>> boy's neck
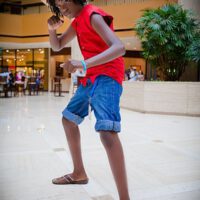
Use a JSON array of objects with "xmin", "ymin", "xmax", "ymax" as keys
[{"xmin": 73, "ymin": 4, "xmax": 87, "ymax": 18}]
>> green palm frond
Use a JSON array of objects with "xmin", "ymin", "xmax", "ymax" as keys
[{"xmin": 135, "ymin": 4, "xmax": 200, "ymax": 81}]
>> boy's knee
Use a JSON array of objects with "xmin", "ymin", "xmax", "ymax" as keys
[
  {"xmin": 99, "ymin": 131, "xmax": 117, "ymax": 148},
  {"xmin": 62, "ymin": 117, "xmax": 77, "ymax": 128},
  {"xmin": 62, "ymin": 116, "xmax": 68, "ymax": 124}
]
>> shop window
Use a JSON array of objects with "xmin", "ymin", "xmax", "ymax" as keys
[
  {"xmin": 16, "ymin": 49, "xmax": 33, "ymax": 76},
  {"xmin": 1, "ymin": 48, "xmax": 49, "ymax": 90},
  {"xmin": 0, "ymin": 48, "xmax": 3, "ymax": 73},
  {"xmin": 2, "ymin": 49, "xmax": 15, "ymax": 73}
]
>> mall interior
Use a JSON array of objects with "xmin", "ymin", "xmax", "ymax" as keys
[
  {"xmin": 0, "ymin": 0, "xmax": 199, "ymax": 93},
  {"xmin": 0, "ymin": 0, "xmax": 200, "ymax": 200}
]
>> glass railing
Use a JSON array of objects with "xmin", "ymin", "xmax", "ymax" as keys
[
  {"xmin": 0, "ymin": 0, "xmax": 149, "ymax": 15},
  {"xmin": 91, "ymin": 0, "xmax": 148, "ymax": 6},
  {"xmin": 91, "ymin": 0, "xmax": 177, "ymax": 6},
  {"xmin": 0, "ymin": 0, "xmax": 177, "ymax": 15}
]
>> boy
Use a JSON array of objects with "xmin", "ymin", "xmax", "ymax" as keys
[{"xmin": 46, "ymin": 0, "xmax": 130, "ymax": 199}]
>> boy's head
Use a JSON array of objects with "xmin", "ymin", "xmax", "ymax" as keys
[{"xmin": 47, "ymin": 0, "xmax": 87, "ymax": 18}]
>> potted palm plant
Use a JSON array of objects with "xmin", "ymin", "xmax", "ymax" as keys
[{"xmin": 135, "ymin": 4, "xmax": 200, "ymax": 81}]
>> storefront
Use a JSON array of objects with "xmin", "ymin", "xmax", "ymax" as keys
[
  {"xmin": 49, "ymin": 47, "xmax": 72, "ymax": 93},
  {"xmin": 0, "ymin": 48, "xmax": 49, "ymax": 90}
]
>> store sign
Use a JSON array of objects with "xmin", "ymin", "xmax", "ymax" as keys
[{"xmin": 9, "ymin": 66, "xmax": 15, "ymax": 70}]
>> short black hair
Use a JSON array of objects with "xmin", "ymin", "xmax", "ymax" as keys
[{"xmin": 47, "ymin": 0, "xmax": 87, "ymax": 18}]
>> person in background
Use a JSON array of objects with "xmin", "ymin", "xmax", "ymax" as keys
[
  {"xmin": 0, "ymin": 70, "xmax": 14, "ymax": 86},
  {"xmin": 125, "ymin": 65, "xmax": 132, "ymax": 80},
  {"xmin": 138, "ymin": 70, "xmax": 144, "ymax": 81},
  {"xmin": 35, "ymin": 71, "xmax": 41, "ymax": 86},
  {"xmin": 8, "ymin": 71, "xmax": 14, "ymax": 87},
  {"xmin": 129, "ymin": 66, "xmax": 138, "ymax": 82}
]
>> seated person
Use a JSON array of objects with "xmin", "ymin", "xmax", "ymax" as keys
[
  {"xmin": 8, "ymin": 72, "xmax": 15, "ymax": 87},
  {"xmin": 0, "ymin": 72, "xmax": 10, "ymax": 82},
  {"xmin": 0, "ymin": 71, "xmax": 14, "ymax": 87},
  {"xmin": 138, "ymin": 70, "xmax": 144, "ymax": 81},
  {"xmin": 129, "ymin": 67, "xmax": 138, "ymax": 82}
]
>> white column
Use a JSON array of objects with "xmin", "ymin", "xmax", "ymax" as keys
[
  {"xmin": 69, "ymin": 37, "xmax": 83, "ymax": 97},
  {"xmin": 48, "ymin": 48, "xmax": 51, "ymax": 92}
]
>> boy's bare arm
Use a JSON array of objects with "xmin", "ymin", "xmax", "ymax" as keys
[
  {"xmin": 48, "ymin": 25, "xmax": 76, "ymax": 52},
  {"xmin": 85, "ymin": 14, "xmax": 125, "ymax": 68},
  {"xmin": 48, "ymin": 16, "xmax": 76, "ymax": 51},
  {"xmin": 43, "ymin": 0, "xmax": 76, "ymax": 51}
]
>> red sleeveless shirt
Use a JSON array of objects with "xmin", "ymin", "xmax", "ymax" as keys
[{"xmin": 71, "ymin": 4, "xmax": 124, "ymax": 86}]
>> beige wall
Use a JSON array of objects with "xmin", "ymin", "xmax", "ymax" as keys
[
  {"xmin": 0, "ymin": 13, "xmax": 70, "ymax": 43},
  {"xmin": 121, "ymin": 82, "xmax": 200, "ymax": 116},
  {"xmin": 0, "ymin": 14, "xmax": 22, "ymax": 36},
  {"xmin": 178, "ymin": 0, "xmax": 200, "ymax": 19},
  {"xmin": 100, "ymin": 0, "xmax": 177, "ymax": 29},
  {"xmin": 0, "ymin": 0, "xmax": 176, "ymax": 43}
]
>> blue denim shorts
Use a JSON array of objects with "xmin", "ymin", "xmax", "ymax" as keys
[{"xmin": 62, "ymin": 75, "xmax": 123, "ymax": 132}]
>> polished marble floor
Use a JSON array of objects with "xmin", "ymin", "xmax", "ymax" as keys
[{"xmin": 0, "ymin": 93, "xmax": 200, "ymax": 200}]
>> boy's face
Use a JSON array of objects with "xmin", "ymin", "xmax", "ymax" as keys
[{"xmin": 55, "ymin": 0, "xmax": 82, "ymax": 19}]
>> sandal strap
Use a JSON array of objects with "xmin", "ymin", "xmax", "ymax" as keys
[
  {"xmin": 63, "ymin": 174, "xmax": 73, "ymax": 182},
  {"xmin": 52, "ymin": 174, "xmax": 89, "ymax": 184}
]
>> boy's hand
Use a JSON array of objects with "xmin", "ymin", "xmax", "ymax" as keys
[
  {"xmin": 48, "ymin": 15, "xmax": 64, "ymax": 31},
  {"xmin": 60, "ymin": 60, "xmax": 83, "ymax": 73}
]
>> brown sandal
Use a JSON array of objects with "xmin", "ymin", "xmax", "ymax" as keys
[{"xmin": 52, "ymin": 174, "xmax": 89, "ymax": 185}]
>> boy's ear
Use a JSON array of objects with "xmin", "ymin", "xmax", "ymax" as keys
[{"xmin": 41, "ymin": 0, "xmax": 48, "ymax": 6}]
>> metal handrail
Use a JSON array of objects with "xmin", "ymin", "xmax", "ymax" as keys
[{"xmin": 91, "ymin": 0, "xmax": 148, "ymax": 6}]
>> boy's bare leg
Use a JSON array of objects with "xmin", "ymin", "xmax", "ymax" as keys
[
  {"xmin": 57, "ymin": 117, "xmax": 88, "ymax": 180},
  {"xmin": 99, "ymin": 131, "xmax": 130, "ymax": 200}
]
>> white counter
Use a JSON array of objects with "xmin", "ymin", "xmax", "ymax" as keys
[{"xmin": 121, "ymin": 81, "xmax": 200, "ymax": 116}]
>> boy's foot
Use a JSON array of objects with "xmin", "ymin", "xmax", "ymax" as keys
[{"xmin": 52, "ymin": 174, "xmax": 89, "ymax": 185}]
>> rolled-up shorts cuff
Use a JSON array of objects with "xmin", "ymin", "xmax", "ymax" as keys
[
  {"xmin": 95, "ymin": 120, "xmax": 121, "ymax": 133},
  {"xmin": 62, "ymin": 109, "xmax": 84, "ymax": 125}
]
